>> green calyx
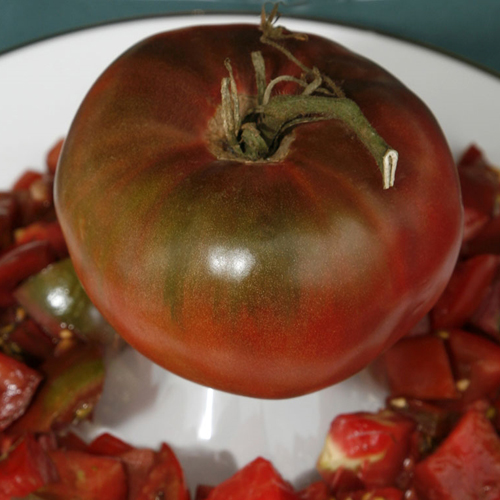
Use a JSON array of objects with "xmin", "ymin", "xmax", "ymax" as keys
[{"xmin": 218, "ymin": 5, "xmax": 398, "ymax": 189}]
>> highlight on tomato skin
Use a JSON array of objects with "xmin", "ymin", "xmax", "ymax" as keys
[{"xmin": 54, "ymin": 14, "xmax": 463, "ymax": 398}]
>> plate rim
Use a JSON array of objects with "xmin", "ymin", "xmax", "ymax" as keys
[{"xmin": 2, "ymin": 10, "xmax": 500, "ymax": 81}]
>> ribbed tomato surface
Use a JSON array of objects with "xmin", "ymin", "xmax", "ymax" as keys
[{"xmin": 55, "ymin": 23, "xmax": 462, "ymax": 397}]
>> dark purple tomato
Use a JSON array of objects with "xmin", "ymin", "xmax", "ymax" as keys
[{"xmin": 55, "ymin": 18, "xmax": 462, "ymax": 398}]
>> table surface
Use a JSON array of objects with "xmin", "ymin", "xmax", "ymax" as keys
[{"xmin": 1, "ymin": 0, "xmax": 500, "ymax": 76}]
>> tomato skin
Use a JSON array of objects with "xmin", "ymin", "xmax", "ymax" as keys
[
  {"xmin": 0, "ymin": 434, "xmax": 58, "ymax": 500},
  {"xmin": 206, "ymin": 457, "xmax": 298, "ymax": 500},
  {"xmin": 55, "ymin": 24, "xmax": 462, "ymax": 398},
  {"xmin": 0, "ymin": 351, "xmax": 42, "ymax": 431},
  {"xmin": 414, "ymin": 409, "xmax": 500, "ymax": 500},
  {"xmin": 375, "ymin": 335, "xmax": 458, "ymax": 400}
]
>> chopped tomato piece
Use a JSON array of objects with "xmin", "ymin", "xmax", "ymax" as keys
[
  {"xmin": 457, "ymin": 145, "xmax": 500, "ymax": 243},
  {"xmin": 0, "ymin": 240, "xmax": 56, "ymax": 300},
  {"xmin": 36, "ymin": 449, "xmax": 127, "ymax": 500},
  {"xmin": 0, "ymin": 434, "xmax": 58, "ymax": 500},
  {"xmin": 375, "ymin": 335, "xmax": 458, "ymax": 400},
  {"xmin": 13, "ymin": 175, "xmax": 55, "ymax": 227},
  {"xmin": 317, "ymin": 410, "xmax": 416, "ymax": 492},
  {"xmin": 195, "ymin": 484, "xmax": 215, "ymax": 500},
  {"xmin": 446, "ymin": 329, "xmax": 500, "ymax": 403},
  {"xmin": 7, "ymin": 343, "xmax": 105, "ymax": 435},
  {"xmin": 336, "ymin": 487, "xmax": 404, "ymax": 500},
  {"xmin": 414, "ymin": 409, "xmax": 500, "ymax": 500},
  {"xmin": 206, "ymin": 457, "xmax": 298, "ymax": 500},
  {"xmin": 12, "ymin": 170, "xmax": 43, "ymax": 192},
  {"xmin": 297, "ymin": 480, "xmax": 331, "ymax": 500},
  {"xmin": 120, "ymin": 448, "xmax": 158, "ymax": 499},
  {"xmin": 0, "ymin": 192, "xmax": 18, "ymax": 251},
  {"xmin": 15, "ymin": 220, "xmax": 68, "ymax": 259},
  {"xmin": 469, "ymin": 271, "xmax": 500, "ymax": 342},
  {"xmin": 431, "ymin": 254, "xmax": 500, "ymax": 329},
  {"xmin": 136, "ymin": 443, "xmax": 190, "ymax": 500},
  {"xmin": 0, "ymin": 350, "xmax": 42, "ymax": 431},
  {"xmin": 14, "ymin": 258, "xmax": 117, "ymax": 344},
  {"xmin": 7, "ymin": 317, "xmax": 55, "ymax": 364},
  {"xmin": 386, "ymin": 398, "xmax": 456, "ymax": 452},
  {"xmin": 46, "ymin": 138, "xmax": 64, "ymax": 175},
  {"xmin": 87, "ymin": 432, "xmax": 134, "ymax": 456},
  {"xmin": 56, "ymin": 432, "xmax": 89, "ymax": 452}
]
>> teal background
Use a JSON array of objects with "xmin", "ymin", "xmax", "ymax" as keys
[{"xmin": 1, "ymin": 0, "xmax": 499, "ymax": 76}]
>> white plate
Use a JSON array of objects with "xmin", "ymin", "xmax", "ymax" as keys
[{"xmin": 1, "ymin": 14, "xmax": 500, "ymax": 491}]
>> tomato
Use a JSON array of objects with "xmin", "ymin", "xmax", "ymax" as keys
[
  {"xmin": 7, "ymin": 343, "xmax": 105, "ymax": 435},
  {"xmin": 0, "ymin": 434, "xmax": 58, "ymax": 500},
  {"xmin": 205, "ymin": 457, "xmax": 298, "ymax": 500},
  {"xmin": 135, "ymin": 443, "xmax": 189, "ymax": 500},
  {"xmin": 457, "ymin": 145, "xmax": 500, "ymax": 243},
  {"xmin": 431, "ymin": 254, "xmax": 500, "ymax": 330},
  {"xmin": 414, "ymin": 409, "xmax": 500, "ymax": 500},
  {"xmin": 55, "ymin": 14, "xmax": 462, "ymax": 397},
  {"xmin": 446, "ymin": 328, "xmax": 500, "ymax": 404},
  {"xmin": 0, "ymin": 350, "xmax": 42, "ymax": 431},
  {"xmin": 36, "ymin": 449, "xmax": 128, "ymax": 500},
  {"xmin": 317, "ymin": 410, "xmax": 416, "ymax": 491},
  {"xmin": 13, "ymin": 258, "xmax": 117, "ymax": 344},
  {"xmin": 375, "ymin": 334, "xmax": 458, "ymax": 400}
]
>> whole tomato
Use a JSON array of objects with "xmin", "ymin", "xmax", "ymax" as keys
[{"xmin": 55, "ymin": 14, "xmax": 462, "ymax": 398}]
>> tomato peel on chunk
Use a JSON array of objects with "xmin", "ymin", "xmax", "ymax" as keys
[
  {"xmin": 0, "ymin": 351, "xmax": 42, "ymax": 431},
  {"xmin": 414, "ymin": 409, "xmax": 500, "ymax": 500},
  {"xmin": 206, "ymin": 457, "xmax": 298, "ymax": 500},
  {"xmin": 55, "ymin": 20, "xmax": 462, "ymax": 397},
  {"xmin": 317, "ymin": 410, "xmax": 416, "ymax": 491}
]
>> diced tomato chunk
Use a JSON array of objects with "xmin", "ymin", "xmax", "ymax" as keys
[
  {"xmin": 0, "ymin": 192, "xmax": 18, "ymax": 251},
  {"xmin": 15, "ymin": 220, "xmax": 68, "ymax": 258},
  {"xmin": 297, "ymin": 480, "xmax": 331, "ymax": 500},
  {"xmin": 7, "ymin": 343, "xmax": 105, "ymax": 435},
  {"xmin": 386, "ymin": 398, "xmax": 456, "ymax": 450},
  {"xmin": 431, "ymin": 254, "xmax": 500, "ymax": 329},
  {"xmin": 37, "ymin": 449, "xmax": 128, "ymax": 500},
  {"xmin": 8, "ymin": 317, "xmax": 55, "ymax": 363},
  {"xmin": 46, "ymin": 138, "xmax": 64, "ymax": 175},
  {"xmin": 457, "ymin": 145, "xmax": 500, "ymax": 243},
  {"xmin": 0, "ymin": 434, "xmax": 58, "ymax": 500},
  {"xmin": 317, "ymin": 410, "xmax": 416, "ymax": 492},
  {"xmin": 0, "ymin": 240, "xmax": 56, "ymax": 296},
  {"xmin": 446, "ymin": 329, "xmax": 500, "ymax": 403},
  {"xmin": 136, "ymin": 443, "xmax": 190, "ymax": 500},
  {"xmin": 12, "ymin": 176, "xmax": 55, "ymax": 227},
  {"xmin": 87, "ymin": 432, "xmax": 134, "ymax": 456},
  {"xmin": 336, "ymin": 487, "xmax": 404, "ymax": 500},
  {"xmin": 12, "ymin": 170, "xmax": 44, "ymax": 192},
  {"xmin": 414, "ymin": 409, "xmax": 500, "ymax": 500},
  {"xmin": 121, "ymin": 448, "xmax": 159, "ymax": 499},
  {"xmin": 376, "ymin": 335, "xmax": 458, "ymax": 400},
  {"xmin": 195, "ymin": 484, "xmax": 215, "ymax": 500},
  {"xmin": 469, "ymin": 271, "xmax": 500, "ymax": 342},
  {"xmin": 206, "ymin": 457, "xmax": 298, "ymax": 500},
  {"xmin": 0, "ymin": 350, "xmax": 42, "ymax": 431},
  {"xmin": 56, "ymin": 431, "xmax": 89, "ymax": 452}
]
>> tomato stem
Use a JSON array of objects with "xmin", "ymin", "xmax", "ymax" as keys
[{"xmin": 217, "ymin": 5, "xmax": 398, "ymax": 189}]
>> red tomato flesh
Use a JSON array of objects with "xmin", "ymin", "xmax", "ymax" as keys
[
  {"xmin": 0, "ymin": 434, "xmax": 58, "ymax": 500},
  {"xmin": 37, "ymin": 449, "xmax": 128, "ymax": 500},
  {"xmin": 0, "ymin": 350, "xmax": 42, "ymax": 431},
  {"xmin": 414, "ymin": 409, "xmax": 500, "ymax": 500},
  {"xmin": 375, "ymin": 335, "xmax": 458, "ymax": 400},
  {"xmin": 317, "ymin": 410, "xmax": 416, "ymax": 491},
  {"xmin": 431, "ymin": 254, "xmax": 500, "ymax": 330},
  {"xmin": 206, "ymin": 457, "xmax": 298, "ymax": 500}
]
